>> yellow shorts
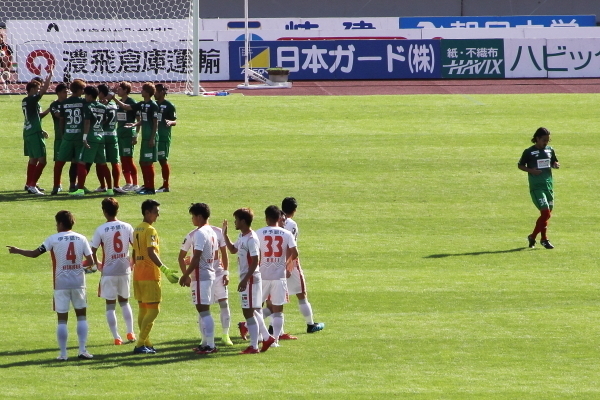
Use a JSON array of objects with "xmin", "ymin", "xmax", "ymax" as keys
[{"xmin": 133, "ymin": 280, "xmax": 162, "ymax": 303}]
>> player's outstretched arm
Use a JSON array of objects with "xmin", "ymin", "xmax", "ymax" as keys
[
  {"xmin": 39, "ymin": 70, "xmax": 53, "ymax": 98},
  {"xmin": 6, "ymin": 246, "xmax": 42, "ymax": 258},
  {"xmin": 222, "ymin": 220, "xmax": 237, "ymax": 254}
]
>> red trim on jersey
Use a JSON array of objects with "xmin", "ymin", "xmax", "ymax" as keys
[
  {"xmin": 50, "ymin": 250, "xmax": 57, "ymax": 290},
  {"xmin": 101, "ymin": 242, "xmax": 105, "ymax": 265},
  {"xmin": 97, "ymin": 281, "xmax": 102, "ymax": 297},
  {"xmin": 297, "ymin": 262, "xmax": 306, "ymax": 294},
  {"xmin": 195, "ymin": 271, "xmax": 201, "ymax": 304},
  {"xmin": 248, "ymin": 276, "xmax": 254, "ymax": 308}
]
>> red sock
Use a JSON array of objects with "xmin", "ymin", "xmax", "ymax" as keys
[
  {"xmin": 130, "ymin": 160, "xmax": 138, "ymax": 185},
  {"xmin": 112, "ymin": 163, "xmax": 121, "ymax": 187},
  {"xmin": 33, "ymin": 162, "xmax": 46, "ymax": 185},
  {"xmin": 54, "ymin": 161, "xmax": 66, "ymax": 187},
  {"xmin": 77, "ymin": 163, "xmax": 88, "ymax": 189},
  {"xmin": 531, "ymin": 209, "xmax": 551, "ymax": 239},
  {"xmin": 99, "ymin": 164, "xmax": 112, "ymax": 189},
  {"xmin": 26, "ymin": 162, "xmax": 36, "ymax": 187},
  {"xmin": 540, "ymin": 209, "xmax": 551, "ymax": 240},
  {"xmin": 96, "ymin": 165, "xmax": 105, "ymax": 188},
  {"xmin": 122, "ymin": 157, "xmax": 132, "ymax": 184},
  {"xmin": 161, "ymin": 162, "xmax": 170, "ymax": 188}
]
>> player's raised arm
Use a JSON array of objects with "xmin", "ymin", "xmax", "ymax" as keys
[
  {"xmin": 222, "ymin": 219, "xmax": 238, "ymax": 254},
  {"xmin": 109, "ymin": 94, "xmax": 133, "ymax": 111},
  {"xmin": 39, "ymin": 70, "xmax": 53, "ymax": 98},
  {"xmin": 6, "ymin": 245, "xmax": 44, "ymax": 258}
]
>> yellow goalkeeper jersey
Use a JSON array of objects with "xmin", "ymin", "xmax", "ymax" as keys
[{"xmin": 133, "ymin": 222, "xmax": 160, "ymax": 281}]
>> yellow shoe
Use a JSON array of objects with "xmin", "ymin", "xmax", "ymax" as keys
[{"xmin": 222, "ymin": 334, "xmax": 233, "ymax": 346}]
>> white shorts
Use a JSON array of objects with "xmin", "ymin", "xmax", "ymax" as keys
[
  {"xmin": 212, "ymin": 275, "xmax": 229, "ymax": 302},
  {"xmin": 287, "ymin": 260, "xmax": 307, "ymax": 295},
  {"xmin": 191, "ymin": 278, "xmax": 214, "ymax": 305},
  {"xmin": 54, "ymin": 288, "xmax": 87, "ymax": 313},
  {"xmin": 99, "ymin": 275, "xmax": 131, "ymax": 300},
  {"xmin": 262, "ymin": 279, "xmax": 289, "ymax": 306},
  {"xmin": 240, "ymin": 276, "xmax": 262, "ymax": 309}
]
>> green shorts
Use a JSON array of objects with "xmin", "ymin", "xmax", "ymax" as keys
[
  {"xmin": 530, "ymin": 189, "xmax": 554, "ymax": 210},
  {"xmin": 53, "ymin": 138, "xmax": 62, "ymax": 162},
  {"xmin": 104, "ymin": 141, "xmax": 120, "ymax": 164},
  {"xmin": 139, "ymin": 141, "xmax": 158, "ymax": 163},
  {"xmin": 57, "ymin": 140, "xmax": 83, "ymax": 163},
  {"xmin": 118, "ymin": 136, "xmax": 135, "ymax": 158},
  {"xmin": 157, "ymin": 141, "xmax": 170, "ymax": 161},
  {"xmin": 79, "ymin": 142, "xmax": 107, "ymax": 164},
  {"xmin": 23, "ymin": 133, "xmax": 46, "ymax": 159}
]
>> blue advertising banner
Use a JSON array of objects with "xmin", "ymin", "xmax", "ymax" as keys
[
  {"xmin": 399, "ymin": 15, "xmax": 596, "ymax": 29},
  {"xmin": 228, "ymin": 40, "xmax": 442, "ymax": 80}
]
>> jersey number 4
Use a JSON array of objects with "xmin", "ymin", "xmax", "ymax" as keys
[
  {"xmin": 264, "ymin": 236, "xmax": 283, "ymax": 257},
  {"xmin": 66, "ymin": 242, "xmax": 76, "ymax": 263}
]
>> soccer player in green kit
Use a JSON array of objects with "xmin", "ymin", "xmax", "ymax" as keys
[
  {"xmin": 70, "ymin": 86, "xmax": 113, "ymax": 197},
  {"xmin": 154, "ymin": 84, "xmax": 177, "ymax": 193},
  {"xmin": 97, "ymin": 84, "xmax": 127, "ymax": 194},
  {"xmin": 109, "ymin": 82, "xmax": 159, "ymax": 195},
  {"xmin": 518, "ymin": 127, "xmax": 560, "ymax": 249},
  {"xmin": 47, "ymin": 83, "xmax": 68, "ymax": 167},
  {"xmin": 22, "ymin": 71, "xmax": 52, "ymax": 195},
  {"xmin": 114, "ymin": 81, "xmax": 139, "ymax": 191}
]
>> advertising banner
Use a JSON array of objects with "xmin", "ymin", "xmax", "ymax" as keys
[
  {"xmin": 441, "ymin": 39, "xmax": 505, "ymax": 79},
  {"xmin": 16, "ymin": 41, "xmax": 229, "ymax": 82},
  {"xmin": 216, "ymin": 29, "xmax": 421, "ymax": 42},
  {"xmin": 202, "ymin": 17, "xmax": 401, "ymax": 32},
  {"xmin": 229, "ymin": 40, "xmax": 442, "ymax": 80},
  {"xmin": 400, "ymin": 15, "xmax": 596, "ymax": 29},
  {"xmin": 504, "ymin": 39, "xmax": 548, "ymax": 78}
]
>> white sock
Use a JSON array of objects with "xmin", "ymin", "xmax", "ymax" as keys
[
  {"xmin": 219, "ymin": 300, "xmax": 230, "ymax": 336},
  {"xmin": 57, "ymin": 321, "xmax": 68, "ymax": 358},
  {"xmin": 253, "ymin": 309, "xmax": 271, "ymax": 339},
  {"xmin": 246, "ymin": 317, "xmax": 259, "ymax": 349},
  {"xmin": 299, "ymin": 298, "xmax": 314, "ymax": 325},
  {"xmin": 200, "ymin": 311, "xmax": 215, "ymax": 348},
  {"xmin": 106, "ymin": 304, "xmax": 119, "ymax": 339},
  {"xmin": 119, "ymin": 301, "xmax": 134, "ymax": 334},
  {"xmin": 197, "ymin": 315, "xmax": 206, "ymax": 346},
  {"xmin": 76, "ymin": 316, "xmax": 88, "ymax": 353},
  {"xmin": 272, "ymin": 312, "xmax": 284, "ymax": 341}
]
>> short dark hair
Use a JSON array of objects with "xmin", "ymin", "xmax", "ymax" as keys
[
  {"xmin": 264, "ymin": 205, "xmax": 281, "ymax": 222},
  {"xmin": 155, "ymin": 83, "xmax": 168, "ymax": 93},
  {"xmin": 84, "ymin": 85, "xmax": 98, "ymax": 99},
  {"xmin": 97, "ymin": 83, "xmax": 110, "ymax": 97},
  {"xmin": 141, "ymin": 199, "xmax": 160, "ymax": 215},
  {"xmin": 55, "ymin": 210, "xmax": 75, "ymax": 230},
  {"xmin": 233, "ymin": 208, "xmax": 254, "ymax": 227},
  {"xmin": 189, "ymin": 202, "xmax": 210, "ymax": 219},
  {"xmin": 32, "ymin": 76, "xmax": 43, "ymax": 83},
  {"xmin": 281, "ymin": 197, "xmax": 298, "ymax": 214},
  {"xmin": 531, "ymin": 127, "xmax": 550, "ymax": 143},
  {"xmin": 55, "ymin": 83, "xmax": 67, "ymax": 94},
  {"xmin": 26, "ymin": 80, "xmax": 41, "ymax": 92},
  {"xmin": 102, "ymin": 197, "xmax": 119, "ymax": 218}
]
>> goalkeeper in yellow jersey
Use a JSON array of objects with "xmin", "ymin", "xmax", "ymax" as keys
[{"xmin": 132, "ymin": 199, "xmax": 179, "ymax": 354}]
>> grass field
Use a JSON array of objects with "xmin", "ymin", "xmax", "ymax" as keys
[{"xmin": 0, "ymin": 91, "xmax": 599, "ymax": 399}]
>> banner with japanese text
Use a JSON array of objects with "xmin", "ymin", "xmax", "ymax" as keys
[
  {"xmin": 504, "ymin": 39, "xmax": 548, "ymax": 78},
  {"xmin": 228, "ymin": 40, "xmax": 441, "ymax": 80},
  {"xmin": 400, "ymin": 15, "xmax": 596, "ymax": 29},
  {"xmin": 16, "ymin": 42, "xmax": 229, "ymax": 82},
  {"xmin": 441, "ymin": 39, "xmax": 505, "ymax": 79}
]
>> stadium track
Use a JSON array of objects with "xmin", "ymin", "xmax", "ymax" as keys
[{"xmin": 199, "ymin": 79, "xmax": 600, "ymax": 96}]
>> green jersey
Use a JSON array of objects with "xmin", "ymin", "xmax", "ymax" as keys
[
  {"xmin": 116, "ymin": 97, "xmax": 138, "ymax": 137},
  {"xmin": 156, "ymin": 99, "xmax": 176, "ymax": 143},
  {"xmin": 103, "ymin": 101, "xmax": 118, "ymax": 144},
  {"xmin": 22, "ymin": 94, "xmax": 42, "ymax": 137},
  {"xmin": 518, "ymin": 145, "xmax": 558, "ymax": 191},
  {"xmin": 131, "ymin": 100, "xmax": 159, "ymax": 141},
  {"xmin": 50, "ymin": 99, "xmax": 64, "ymax": 140},
  {"xmin": 61, "ymin": 96, "xmax": 87, "ymax": 141},
  {"xmin": 86, "ymin": 101, "xmax": 107, "ymax": 144}
]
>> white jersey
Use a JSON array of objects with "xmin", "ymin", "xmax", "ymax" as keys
[
  {"xmin": 234, "ymin": 229, "xmax": 260, "ymax": 280},
  {"xmin": 192, "ymin": 225, "xmax": 218, "ymax": 281},
  {"xmin": 211, "ymin": 225, "xmax": 226, "ymax": 276},
  {"xmin": 256, "ymin": 226, "xmax": 297, "ymax": 280},
  {"xmin": 40, "ymin": 231, "xmax": 93, "ymax": 290},
  {"xmin": 91, "ymin": 220, "xmax": 134, "ymax": 276},
  {"xmin": 284, "ymin": 217, "xmax": 299, "ymax": 242}
]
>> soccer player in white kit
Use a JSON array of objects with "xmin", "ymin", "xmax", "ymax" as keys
[
  {"xmin": 282, "ymin": 197, "xmax": 325, "ymax": 334},
  {"xmin": 179, "ymin": 203, "xmax": 220, "ymax": 354},
  {"xmin": 90, "ymin": 197, "xmax": 136, "ymax": 345},
  {"xmin": 256, "ymin": 205, "xmax": 298, "ymax": 345},
  {"xmin": 222, "ymin": 208, "xmax": 276, "ymax": 354},
  {"xmin": 7, "ymin": 210, "xmax": 96, "ymax": 360}
]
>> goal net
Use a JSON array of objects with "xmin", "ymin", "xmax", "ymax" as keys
[{"xmin": 0, "ymin": 0, "xmax": 202, "ymax": 94}]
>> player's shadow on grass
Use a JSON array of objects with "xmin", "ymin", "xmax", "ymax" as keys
[
  {"xmin": 424, "ymin": 247, "xmax": 527, "ymax": 258},
  {"xmin": 0, "ymin": 191, "xmax": 122, "ymax": 203}
]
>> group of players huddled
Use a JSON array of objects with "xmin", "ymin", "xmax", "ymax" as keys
[
  {"xmin": 21, "ymin": 70, "xmax": 176, "ymax": 196},
  {"xmin": 7, "ymin": 196, "xmax": 324, "ymax": 360}
]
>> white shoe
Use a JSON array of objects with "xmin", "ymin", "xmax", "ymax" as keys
[
  {"xmin": 78, "ymin": 352, "xmax": 93, "ymax": 359},
  {"xmin": 129, "ymin": 185, "xmax": 141, "ymax": 192},
  {"xmin": 27, "ymin": 186, "xmax": 44, "ymax": 195},
  {"xmin": 56, "ymin": 355, "xmax": 68, "ymax": 361},
  {"xmin": 122, "ymin": 183, "xmax": 132, "ymax": 191},
  {"xmin": 113, "ymin": 186, "xmax": 128, "ymax": 194},
  {"xmin": 94, "ymin": 187, "xmax": 107, "ymax": 192}
]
